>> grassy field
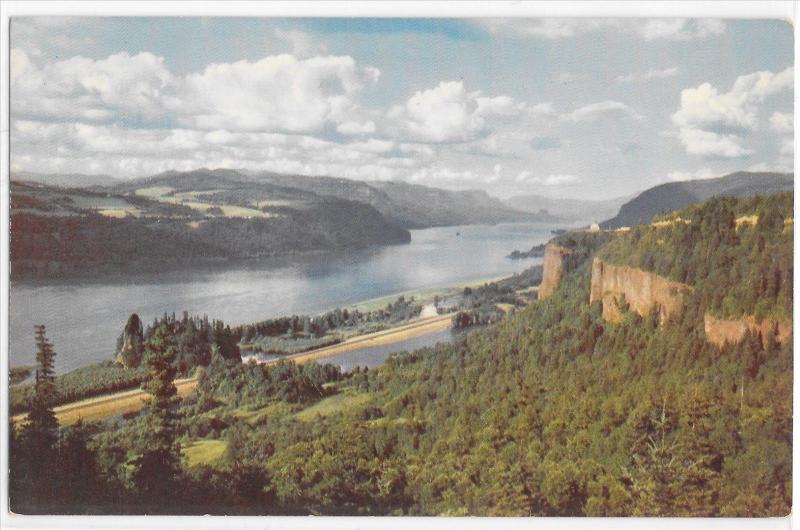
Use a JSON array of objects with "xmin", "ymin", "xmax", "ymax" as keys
[
  {"xmin": 66, "ymin": 194, "xmax": 143, "ymax": 218},
  {"xmin": 135, "ymin": 186, "xmax": 274, "ymax": 218},
  {"xmin": 182, "ymin": 439, "xmax": 228, "ymax": 467},
  {"xmin": 294, "ymin": 387, "xmax": 371, "ymax": 422},
  {"xmin": 231, "ymin": 401, "xmax": 294, "ymax": 425},
  {"xmin": 135, "ymin": 186, "xmax": 175, "ymax": 198}
]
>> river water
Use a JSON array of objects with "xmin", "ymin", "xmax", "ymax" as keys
[{"xmin": 10, "ymin": 222, "xmax": 553, "ymax": 373}]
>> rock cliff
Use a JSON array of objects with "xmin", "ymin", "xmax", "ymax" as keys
[
  {"xmin": 538, "ymin": 244, "xmax": 572, "ymax": 299},
  {"xmin": 703, "ymin": 313, "xmax": 791, "ymax": 347},
  {"xmin": 589, "ymin": 258, "xmax": 693, "ymax": 324}
]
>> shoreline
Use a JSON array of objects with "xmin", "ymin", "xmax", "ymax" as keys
[
  {"xmin": 11, "ymin": 266, "xmax": 539, "ymax": 425},
  {"xmin": 250, "ymin": 313, "xmax": 454, "ymax": 366},
  {"xmin": 11, "ymin": 312, "xmax": 456, "ymax": 426}
]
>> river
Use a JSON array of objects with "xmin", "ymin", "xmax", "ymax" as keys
[{"xmin": 10, "ymin": 222, "xmax": 554, "ymax": 373}]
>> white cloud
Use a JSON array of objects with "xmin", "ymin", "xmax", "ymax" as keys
[
  {"xmin": 477, "ymin": 18, "xmax": 725, "ymax": 41},
  {"xmin": 483, "ymin": 164, "xmax": 503, "ymax": 184},
  {"xmin": 638, "ymin": 19, "xmax": 725, "ymax": 41},
  {"xmin": 393, "ymin": 81, "xmax": 483, "ymax": 142},
  {"xmin": 346, "ymin": 138, "xmax": 395, "ymax": 154},
  {"xmin": 337, "ymin": 120, "xmax": 377, "ymax": 135},
  {"xmin": 664, "ymin": 167, "xmax": 716, "ymax": 182},
  {"xmin": 9, "ymin": 48, "xmax": 558, "ymax": 191},
  {"xmin": 671, "ymin": 67, "xmax": 793, "ymax": 159},
  {"xmin": 677, "ymin": 128, "xmax": 751, "ymax": 158},
  {"xmin": 478, "ymin": 19, "xmax": 618, "ymax": 40},
  {"xmin": 616, "ymin": 67, "xmax": 678, "ymax": 83},
  {"xmin": 388, "ymin": 81, "xmax": 530, "ymax": 143},
  {"xmin": 10, "ymin": 49, "xmax": 382, "ymax": 135},
  {"xmin": 11, "ymin": 49, "xmax": 175, "ymax": 122},
  {"xmin": 769, "ymin": 112, "xmax": 794, "ymax": 134},
  {"xmin": 176, "ymin": 54, "xmax": 380, "ymax": 133},
  {"xmin": 564, "ymin": 100, "xmax": 640, "ymax": 122},
  {"xmin": 515, "ymin": 171, "xmax": 580, "ymax": 186},
  {"xmin": 747, "ymin": 160, "xmax": 794, "ymax": 173},
  {"xmin": 779, "ymin": 137, "xmax": 794, "ymax": 156},
  {"xmin": 672, "ymin": 67, "xmax": 794, "ymax": 130},
  {"xmin": 11, "ymin": 118, "xmax": 439, "ymax": 184}
]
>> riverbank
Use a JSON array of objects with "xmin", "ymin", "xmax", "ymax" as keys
[
  {"xmin": 11, "ymin": 263, "xmax": 542, "ymax": 426},
  {"xmin": 12, "ymin": 313, "xmax": 455, "ymax": 426},
  {"xmin": 250, "ymin": 313, "xmax": 453, "ymax": 365}
]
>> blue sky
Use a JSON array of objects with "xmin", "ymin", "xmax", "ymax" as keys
[{"xmin": 9, "ymin": 17, "xmax": 794, "ymax": 199}]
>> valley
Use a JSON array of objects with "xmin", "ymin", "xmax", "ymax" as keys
[{"xmin": 9, "ymin": 170, "xmax": 795, "ymax": 517}]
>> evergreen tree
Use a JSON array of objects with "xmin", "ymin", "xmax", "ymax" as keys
[
  {"xmin": 16, "ymin": 325, "xmax": 60, "ymax": 512},
  {"xmin": 56, "ymin": 419, "xmax": 101, "ymax": 512},
  {"xmin": 27, "ymin": 325, "xmax": 58, "ymax": 443},
  {"xmin": 131, "ymin": 323, "xmax": 182, "ymax": 510},
  {"xmin": 674, "ymin": 387, "xmax": 723, "ymax": 516}
]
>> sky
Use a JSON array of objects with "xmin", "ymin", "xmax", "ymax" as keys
[{"xmin": 9, "ymin": 16, "xmax": 794, "ymax": 200}]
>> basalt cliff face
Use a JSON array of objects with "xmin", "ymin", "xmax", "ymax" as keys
[
  {"xmin": 588, "ymin": 258, "xmax": 792, "ymax": 344},
  {"xmin": 589, "ymin": 258, "xmax": 693, "ymax": 324},
  {"xmin": 704, "ymin": 313, "xmax": 792, "ymax": 347},
  {"xmin": 537, "ymin": 241, "xmax": 793, "ymax": 345},
  {"xmin": 537, "ymin": 244, "xmax": 572, "ymax": 299}
]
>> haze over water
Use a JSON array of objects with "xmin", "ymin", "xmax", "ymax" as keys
[{"xmin": 11, "ymin": 222, "xmax": 554, "ymax": 373}]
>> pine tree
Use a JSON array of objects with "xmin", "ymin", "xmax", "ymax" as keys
[
  {"xmin": 131, "ymin": 323, "xmax": 182, "ymax": 510},
  {"xmin": 28, "ymin": 325, "xmax": 58, "ymax": 442},
  {"xmin": 674, "ymin": 387, "xmax": 722, "ymax": 516},
  {"xmin": 56, "ymin": 419, "xmax": 101, "ymax": 512},
  {"xmin": 16, "ymin": 325, "xmax": 60, "ymax": 512}
]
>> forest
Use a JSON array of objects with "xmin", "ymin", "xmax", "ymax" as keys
[
  {"xmin": 451, "ymin": 265, "xmax": 542, "ymax": 328},
  {"xmin": 8, "ymin": 192, "xmax": 792, "ymax": 516}
]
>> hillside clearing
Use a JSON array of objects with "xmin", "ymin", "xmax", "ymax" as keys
[
  {"xmin": 183, "ymin": 439, "xmax": 228, "ymax": 467},
  {"xmin": 294, "ymin": 388, "xmax": 371, "ymax": 421}
]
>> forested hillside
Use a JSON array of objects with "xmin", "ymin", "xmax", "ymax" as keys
[
  {"xmin": 600, "ymin": 192, "xmax": 793, "ymax": 321},
  {"xmin": 601, "ymin": 171, "xmax": 793, "ymax": 229},
  {"xmin": 248, "ymin": 171, "xmax": 548, "ymax": 228},
  {"xmin": 10, "ymin": 175, "xmax": 410, "ymax": 278},
  {"xmin": 10, "ymin": 192, "xmax": 792, "ymax": 516}
]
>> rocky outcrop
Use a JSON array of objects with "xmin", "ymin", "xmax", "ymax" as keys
[
  {"xmin": 538, "ymin": 244, "xmax": 572, "ymax": 299},
  {"xmin": 704, "ymin": 313, "xmax": 791, "ymax": 347},
  {"xmin": 589, "ymin": 258, "xmax": 793, "ymax": 345},
  {"xmin": 115, "ymin": 313, "xmax": 144, "ymax": 368},
  {"xmin": 590, "ymin": 258, "xmax": 693, "ymax": 324}
]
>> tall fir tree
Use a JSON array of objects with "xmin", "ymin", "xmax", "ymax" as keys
[
  {"xmin": 131, "ymin": 323, "xmax": 182, "ymax": 510},
  {"xmin": 15, "ymin": 325, "xmax": 60, "ymax": 513},
  {"xmin": 27, "ymin": 325, "xmax": 58, "ymax": 443}
]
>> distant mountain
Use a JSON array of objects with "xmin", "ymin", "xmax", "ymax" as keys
[
  {"xmin": 27, "ymin": 167, "xmax": 548, "ymax": 229},
  {"xmin": 11, "ymin": 171, "xmax": 120, "ymax": 189},
  {"xmin": 601, "ymin": 171, "xmax": 794, "ymax": 229},
  {"xmin": 369, "ymin": 180, "xmax": 554, "ymax": 228},
  {"xmin": 249, "ymin": 171, "xmax": 551, "ymax": 228},
  {"xmin": 505, "ymin": 194, "xmax": 630, "ymax": 224}
]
